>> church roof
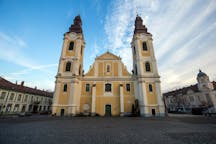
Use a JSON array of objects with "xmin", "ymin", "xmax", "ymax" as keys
[
  {"xmin": 197, "ymin": 70, "xmax": 207, "ymax": 78},
  {"xmin": 95, "ymin": 51, "xmax": 121, "ymax": 60},
  {"xmin": 68, "ymin": 15, "xmax": 83, "ymax": 34},
  {"xmin": 134, "ymin": 15, "xmax": 151, "ymax": 35},
  {"xmin": 163, "ymin": 84, "xmax": 199, "ymax": 97},
  {"xmin": 0, "ymin": 77, "xmax": 53, "ymax": 98}
]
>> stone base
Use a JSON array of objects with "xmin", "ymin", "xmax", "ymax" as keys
[
  {"xmin": 120, "ymin": 113, "xmax": 124, "ymax": 117},
  {"xmin": 91, "ymin": 113, "xmax": 96, "ymax": 116},
  {"xmin": 140, "ymin": 113, "xmax": 166, "ymax": 117}
]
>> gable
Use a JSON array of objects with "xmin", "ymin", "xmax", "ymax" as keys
[
  {"xmin": 84, "ymin": 52, "xmax": 131, "ymax": 77},
  {"xmin": 96, "ymin": 52, "xmax": 121, "ymax": 60}
]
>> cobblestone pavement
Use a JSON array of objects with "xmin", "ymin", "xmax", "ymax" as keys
[{"xmin": 0, "ymin": 116, "xmax": 215, "ymax": 144}]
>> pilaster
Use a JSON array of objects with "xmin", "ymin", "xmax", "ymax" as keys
[
  {"xmin": 120, "ymin": 84, "xmax": 124, "ymax": 116},
  {"xmin": 91, "ymin": 84, "xmax": 96, "ymax": 116}
]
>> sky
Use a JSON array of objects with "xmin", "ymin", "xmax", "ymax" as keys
[{"xmin": 0, "ymin": 0, "xmax": 216, "ymax": 92}]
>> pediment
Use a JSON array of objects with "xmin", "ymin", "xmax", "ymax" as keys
[{"xmin": 96, "ymin": 52, "xmax": 121, "ymax": 60}]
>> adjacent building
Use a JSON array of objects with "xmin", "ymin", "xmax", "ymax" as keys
[
  {"xmin": 52, "ymin": 15, "xmax": 165, "ymax": 117},
  {"xmin": 0, "ymin": 77, "xmax": 53, "ymax": 114},
  {"xmin": 163, "ymin": 70, "xmax": 216, "ymax": 113}
]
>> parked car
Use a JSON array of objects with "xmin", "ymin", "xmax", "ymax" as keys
[
  {"xmin": 202, "ymin": 107, "xmax": 216, "ymax": 116},
  {"xmin": 18, "ymin": 112, "xmax": 32, "ymax": 117}
]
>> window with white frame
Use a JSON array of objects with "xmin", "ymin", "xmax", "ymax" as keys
[
  {"xmin": 9, "ymin": 93, "xmax": 15, "ymax": 101},
  {"xmin": 105, "ymin": 83, "xmax": 112, "ymax": 92},
  {"xmin": 0, "ymin": 92, "xmax": 6, "ymax": 99},
  {"xmin": 17, "ymin": 94, "xmax": 22, "ymax": 101},
  {"xmin": 86, "ymin": 84, "xmax": 90, "ymax": 92},
  {"xmin": 106, "ymin": 64, "xmax": 111, "ymax": 73},
  {"xmin": 126, "ymin": 84, "xmax": 130, "ymax": 92}
]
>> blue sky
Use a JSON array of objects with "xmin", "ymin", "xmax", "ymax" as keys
[{"xmin": 0, "ymin": 0, "xmax": 216, "ymax": 92}]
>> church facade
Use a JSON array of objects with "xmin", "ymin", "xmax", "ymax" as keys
[{"xmin": 52, "ymin": 15, "xmax": 165, "ymax": 117}]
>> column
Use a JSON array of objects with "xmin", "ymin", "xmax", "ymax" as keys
[
  {"xmin": 120, "ymin": 84, "xmax": 124, "ymax": 116},
  {"xmin": 91, "ymin": 84, "xmax": 96, "ymax": 116},
  {"xmin": 140, "ymin": 82, "xmax": 149, "ymax": 117},
  {"xmin": 68, "ymin": 82, "xmax": 75, "ymax": 116},
  {"xmin": 156, "ymin": 82, "xmax": 165, "ymax": 116},
  {"xmin": 52, "ymin": 81, "xmax": 60, "ymax": 115}
]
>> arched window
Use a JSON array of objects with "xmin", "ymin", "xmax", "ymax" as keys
[
  {"xmin": 79, "ymin": 65, "xmax": 82, "ymax": 75},
  {"xmin": 107, "ymin": 65, "xmax": 110, "ymax": 72},
  {"xmin": 63, "ymin": 84, "xmax": 67, "ymax": 92},
  {"xmin": 133, "ymin": 47, "xmax": 136, "ymax": 55},
  {"xmin": 80, "ymin": 46, "xmax": 83, "ymax": 55},
  {"xmin": 135, "ymin": 64, "xmax": 137, "ymax": 75},
  {"xmin": 105, "ymin": 83, "xmax": 112, "ymax": 92},
  {"xmin": 145, "ymin": 62, "xmax": 151, "ymax": 72},
  {"xmin": 126, "ymin": 83, "xmax": 130, "ymax": 92},
  {"xmin": 69, "ymin": 42, "xmax": 74, "ymax": 50},
  {"xmin": 149, "ymin": 84, "xmax": 153, "ymax": 92},
  {"xmin": 142, "ymin": 42, "xmax": 148, "ymax": 51},
  {"xmin": 65, "ymin": 62, "xmax": 71, "ymax": 72},
  {"xmin": 86, "ymin": 84, "xmax": 90, "ymax": 92}
]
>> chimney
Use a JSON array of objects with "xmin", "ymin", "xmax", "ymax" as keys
[
  {"xmin": 21, "ymin": 81, "xmax": 24, "ymax": 86},
  {"xmin": 35, "ymin": 86, "xmax": 37, "ymax": 89}
]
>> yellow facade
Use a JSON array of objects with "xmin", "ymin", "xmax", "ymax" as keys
[{"xmin": 52, "ymin": 15, "xmax": 165, "ymax": 117}]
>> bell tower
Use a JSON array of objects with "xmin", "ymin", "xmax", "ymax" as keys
[
  {"xmin": 52, "ymin": 15, "xmax": 85, "ymax": 116},
  {"xmin": 131, "ymin": 15, "xmax": 165, "ymax": 117}
]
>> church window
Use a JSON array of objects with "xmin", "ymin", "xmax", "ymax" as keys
[
  {"xmin": 126, "ymin": 84, "xmax": 130, "ymax": 92},
  {"xmin": 135, "ymin": 64, "xmax": 137, "ymax": 75},
  {"xmin": 107, "ymin": 65, "xmax": 110, "ymax": 72},
  {"xmin": 145, "ymin": 62, "xmax": 151, "ymax": 72},
  {"xmin": 79, "ymin": 65, "xmax": 82, "ymax": 75},
  {"xmin": 9, "ymin": 93, "xmax": 15, "ymax": 101},
  {"xmin": 0, "ymin": 92, "xmax": 6, "ymax": 99},
  {"xmin": 69, "ymin": 42, "xmax": 74, "ymax": 50},
  {"xmin": 80, "ymin": 46, "xmax": 83, "ymax": 55},
  {"xmin": 65, "ymin": 62, "xmax": 71, "ymax": 72},
  {"xmin": 63, "ymin": 84, "xmax": 67, "ymax": 92},
  {"xmin": 134, "ymin": 47, "xmax": 136, "ymax": 55},
  {"xmin": 142, "ymin": 42, "xmax": 148, "ymax": 51},
  {"xmin": 17, "ymin": 94, "xmax": 22, "ymax": 101},
  {"xmin": 149, "ymin": 84, "xmax": 153, "ymax": 92},
  {"xmin": 189, "ymin": 96, "xmax": 194, "ymax": 102},
  {"xmin": 105, "ymin": 83, "xmax": 112, "ymax": 92},
  {"xmin": 86, "ymin": 84, "xmax": 90, "ymax": 92}
]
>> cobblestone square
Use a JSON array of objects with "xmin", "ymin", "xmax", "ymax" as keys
[{"xmin": 0, "ymin": 116, "xmax": 216, "ymax": 144}]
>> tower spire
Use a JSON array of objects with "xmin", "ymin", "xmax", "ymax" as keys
[
  {"xmin": 134, "ymin": 15, "xmax": 151, "ymax": 35},
  {"xmin": 68, "ymin": 15, "xmax": 83, "ymax": 33}
]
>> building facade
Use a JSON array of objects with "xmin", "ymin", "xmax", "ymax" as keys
[
  {"xmin": 52, "ymin": 15, "xmax": 165, "ymax": 117},
  {"xmin": 0, "ymin": 77, "xmax": 53, "ymax": 115},
  {"xmin": 163, "ymin": 70, "xmax": 216, "ymax": 113}
]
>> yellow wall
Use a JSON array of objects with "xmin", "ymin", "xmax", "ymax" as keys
[
  {"xmin": 145, "ymin": 83, "xmax": 158, "ymax": 105},
  {"xmin": 98, "ymin": 62, "xmax": 103, "ymax": 76},
  {"xmin": 85, "ymin": 66, "xmax": 95, "ymax": 76},
  {"xmin": 139, "ymin": 40, "xmax": 151, "ymax": 57},
  {"xmin": 79, "ymin": 96, "xmax": 92, "ymax": 113},
  {"xmin": 78, "ymin": 81, "xmax": 135, "ymax": 116},
  {"xmin": 113, "ymin": 62, "xmax": 118, "ymax": 76},
  {"xmin": 143, "ymin": 62, "xmax": 153, "ymax": 73},
  {"xmin": 65, "ymin": 41, "xmax": 76, "ymax": 57},
  {"xmin": 58, "ymin": 83, "xmax": 70, "ymax": 105}
]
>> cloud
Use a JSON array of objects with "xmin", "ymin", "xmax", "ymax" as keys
[
  {"xmin": 104, "ymin": 0, "xmax": 216, "ymax": 92},
  {"xmin": 10, "ymin": 63, "xmax": 58, "ymax": 76},
  {"xmin": 0, "ymin": 32, "xmax": 57, "ymax": 90},
  {"xmin": 0, "ymin": 32, "xmax": 35, "ymax": 68}
]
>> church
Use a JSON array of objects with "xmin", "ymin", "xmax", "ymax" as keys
[{"xmin": 52, "ymin": 15, "xmax": 165, "ymax": 117}]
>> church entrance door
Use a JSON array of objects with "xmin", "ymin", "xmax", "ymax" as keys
[
  {"xmin": 60, "ymin": 109, "xmax": 65, "ymax": 116},
  {"xmin": 105, "ymin": 104, "xmax": 111, "ymax": 116}
]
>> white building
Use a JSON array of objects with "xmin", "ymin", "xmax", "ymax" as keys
[
  {"xmin": 0, "ymin": 77, "xmax": 53, "ymax": 115},
  {"xmin": 163, "ymin": 70, "xmax": 216, "ymax": 113}
]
